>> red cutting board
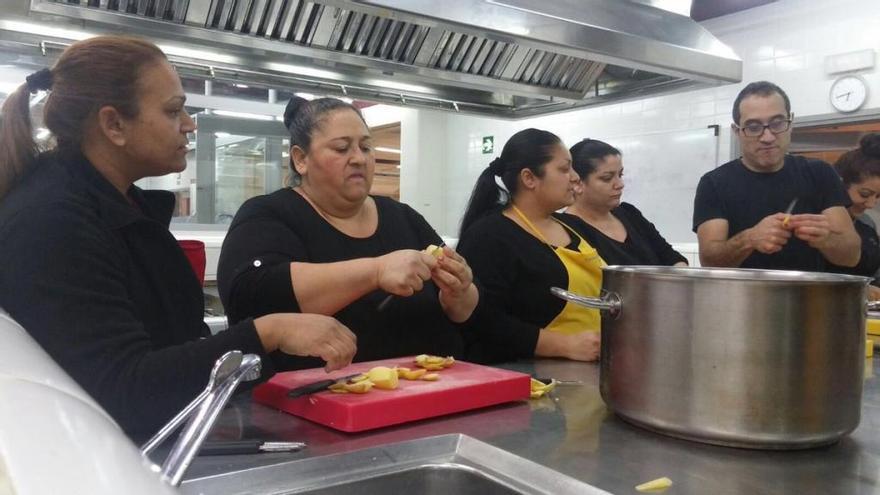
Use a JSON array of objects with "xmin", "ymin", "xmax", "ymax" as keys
[{"xmin": 252, "ymin": 357, "xmax": 531, "ymax": 432}]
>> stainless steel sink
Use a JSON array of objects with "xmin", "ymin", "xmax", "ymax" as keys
[{"xmin": 179, "ymin": 434, "xmax": 609, "ymax": 495}]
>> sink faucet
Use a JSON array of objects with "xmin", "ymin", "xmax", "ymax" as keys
[{"xmin": 141, "ymin": 350, "xmax": 262, "ymax": 487}]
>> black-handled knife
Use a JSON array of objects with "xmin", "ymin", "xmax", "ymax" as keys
[
  {"xmin": 199, "ymin": 440, "xmax": 306, "ymax": 456},
  {"xmin": 286, "ymin": 373, "xmax": 362, "ymax": 398}
]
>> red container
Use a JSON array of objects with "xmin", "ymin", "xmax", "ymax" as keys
[{"xmin": 178, "ymin": 239, "xmax": 206, "ymax": 286}]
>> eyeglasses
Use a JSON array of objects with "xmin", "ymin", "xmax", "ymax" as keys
[{"xmin": 735, "ymin": 118, "xmax": 792, "ymax": 138}]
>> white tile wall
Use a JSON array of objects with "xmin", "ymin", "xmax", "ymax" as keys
[{"xmin": 395, "ymin": 0, "xmax": 880, "ymax": 239}]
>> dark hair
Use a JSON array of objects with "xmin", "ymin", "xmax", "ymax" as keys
[
  {"xmin": 459, "ymin": 128, "xmax": 562, "ymax": 237},
  {"xmin": 0, "ymin": 35, "xmax": 166, "ymax": 201},
  {"xmin": 570, "ymin": 138, "xmax": 621, "ymax": 180},
  {"xmin": 834, "ymin": 133, "xmax": 880, "ymax": 186},
  {"xmin": 732, "ymin": 81, "xmax": 791, "ymax": 125},
  {"xmin": 283, "ymin": 96, "xmax": 367, "ymax": 186}
]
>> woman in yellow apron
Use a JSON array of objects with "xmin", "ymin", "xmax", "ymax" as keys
[{"xmin": 458, "ymin": 128, "xmax": 606, "ymax": 364}]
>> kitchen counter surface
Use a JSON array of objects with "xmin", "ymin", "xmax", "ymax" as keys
[{"xmin": 183, "ymin": 357, "xmax": 880, "ymax": 494}]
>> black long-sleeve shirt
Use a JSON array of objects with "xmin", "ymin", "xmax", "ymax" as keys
[
  {"xmin": 827, "ymin": 217, "xmax": 880, "ymax": 278},
  {"xmin": 217, "ymin": 189, "xmax": 464, "ymax": 369},
  {"xmin": 576, "ymin": 202, "xmax": 687, "ymax": 266},
  {"xmin": 457, "ymin": 211, "xmax": 593, "ymax": 364},
  {"xmin": 0, "ymin": 150, "xmax": 272, "ymax": 438}
]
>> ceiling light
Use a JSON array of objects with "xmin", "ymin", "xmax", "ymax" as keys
[
  {"xmin": 158, "ymin": 44, "xmax": 239, "ymax": 64},
  {"xmin": 213, "ymin": 110, "xmax": 276, "ymax": 121},
  {"xmin": 295, "ymin": 92, "xmax": 315, "ymax": 100},
  {"xmin": 214, "ymin": 132, "xmax": 231, "ymax": 138},
  {"xmin": 339, "ymin": 97, "xmax": 354, "ymax": 104},
  {"xmin": 367, "ymin": 79, "xmax": 432, "ymax": 94},
  {"xmin": 0, "ymin": 20, "xmax": 94, "ymax": 41},
  {"xmin": 266, "ymin": 63, "xmax": 340, "ymax": 80},
  {"xmin": 233, "ymin": 83, "xmax": 250, "ymax": 89},
  {"xmin": 375, "ymin": 147, "xmax": 401, "ymax": 154}
]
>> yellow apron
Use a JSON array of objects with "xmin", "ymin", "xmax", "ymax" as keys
[{"xmin": 512, "ymin": 206, "xmax": 604, "ymax": 334}]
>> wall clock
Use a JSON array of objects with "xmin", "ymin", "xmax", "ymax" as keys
[{"xmin": 830, "ymin": 75, "xmax": 868, "ymax": 113}]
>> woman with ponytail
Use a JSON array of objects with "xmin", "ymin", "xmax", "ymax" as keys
[
  {"xmin": 0, "ymin": 36, "xmax": 356, "ymax": 438},
  {"xmin": 457, "ymin": 129, "xmax": 605, "ymax": 364},
  {"xmin": 827, "ymin": 133, "xmax": 880, "ymax": 291},
  {"xmin": 217, "ymin": 96, "xmax": 478, "ymax": 367}
]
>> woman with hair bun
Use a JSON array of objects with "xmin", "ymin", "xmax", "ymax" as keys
[
  {"xmin": 0, "ymin": 36, "xmax": 356, "ymax": 438},
  {"xmin": 217, "ymin": 96, "xmax": 478, "ymax": 368},
  {"xmin": 565, "ymin": 138, "xmax": 687, "ymax": 267},
  {"xmin": 827, "ymin": 133, "xmax": 880, "ymax": 288},
  {"xmin": 457, "ymin": 129, "xmax": 604, "ymax": 364}
]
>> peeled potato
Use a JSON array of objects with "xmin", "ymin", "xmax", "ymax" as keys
[
  {"xmin": 424, "ymin": 244, "xmax": 444, "ymax": 258},
  {"xmin": 366, "ymin": 366, "xmax": 399, "ymax": 390}
]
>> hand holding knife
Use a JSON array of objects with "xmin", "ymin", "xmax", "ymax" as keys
[{"xmin": 782, "ymin": 198, "xmax": 798, "ymax": 227}]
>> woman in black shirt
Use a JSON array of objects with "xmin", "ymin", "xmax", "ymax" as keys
[
  {"xmin": 218, "ymin": 97, "xmax": 478, "ymax": 367},
  {"xmin": 828, "ymin": 133, "xmax": 880, "ymax": 296},
  {"xmin": 458, "ymin": 129, "xmax": 604, "ymax": 364},
  {"xmin": 565, "ymin": 139, "xmax": 687, "ymax": 267},
  {"xmin": 0, "ymin": 37, "xmax": 355, "ymax": 438}
]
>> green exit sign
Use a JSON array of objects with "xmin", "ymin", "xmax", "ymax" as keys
[{"xmin": 481, "ymin": 136, "xmax": 494, "ymax": 154}]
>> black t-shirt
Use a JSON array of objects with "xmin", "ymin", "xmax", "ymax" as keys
[
  {"xmin": 217, "ymin": 189, "xmax": 463, "ymax": 369},
  {"xmin": 692, "ymin": 154, "xmax": 850, "ymax": 271},
  {"xmin": 578, "ymin": 202, "xmax": 687, "ymax": 266}
]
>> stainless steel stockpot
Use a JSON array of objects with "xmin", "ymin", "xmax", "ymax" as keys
[{"xmin": 553, "ymin": 266, "xmax": 870, "ymax": 449}]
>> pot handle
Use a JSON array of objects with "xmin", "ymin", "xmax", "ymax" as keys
[{"xmin": 551, "ymin": 287, "xmax": 622, "ymax": 314}]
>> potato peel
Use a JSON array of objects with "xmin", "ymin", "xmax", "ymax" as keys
[
  {"xmin": 529, "ymin": 378, "xmax": 557, "ymax": 399},
  {"xmin": 414, "ymin": 354, "xmax": 455, "ymax": 370}
]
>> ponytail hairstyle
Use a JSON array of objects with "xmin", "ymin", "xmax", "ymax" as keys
[
  {"xmin": 834, "ymin": 133, "xmax": 880, "ymax": 187},
  {"xmin": 0, "ymin": 35, "xmax": 166, "ymax": 201},
  {"xmin": 570, "ymin": 138, "xmax": 621, "ymax": 181},
  {"xmin": 459, "ymin": 128, "xmax": 562, "ymax": 238},
  {"xmin": 282, "ymin": 96, "xmax": 367, "ymax": 186}
]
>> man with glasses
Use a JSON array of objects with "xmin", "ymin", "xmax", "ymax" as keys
[{"xmin": 693, "ymin": 81, "xmax": 860, "ymax": 270}]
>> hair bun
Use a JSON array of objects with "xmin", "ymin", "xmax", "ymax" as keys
[
  {"xmin": 283, "ymin": 96, "xmax": 310, "ymax": 131},
  {"xmin": 860, "ymin": 133, "xmax": 880, "ymax": 159}
]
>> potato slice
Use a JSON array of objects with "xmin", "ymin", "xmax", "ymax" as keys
[
  {"xmin": 400, "ymin": 368, "xmax": 427, "ymax": 380},
  {"xmin": 635, "ymin": 477, "xmax": 673, "ymax": 493},
  {"xmin": 328, "ymin": 383, "xmax": 349, "ymax": 393},
  {"xmin": 349, "ymin": 373, "xmax": 369, "ymax": 383},
  {"xmin": 421, "ymin": 373, "xmax": 440, "ymax": 381},
  {"xmin": 366, "ymin": 366, "xmax": 399, "ymax": 390},
  {"xmin": 343, "ymin": 380, "xmax": 374, "ymax": 393}
]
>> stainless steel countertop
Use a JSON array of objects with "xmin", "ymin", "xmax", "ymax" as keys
[{"xmin": 183, "ymin": 357, "xmax": 880, "ymax": 494}]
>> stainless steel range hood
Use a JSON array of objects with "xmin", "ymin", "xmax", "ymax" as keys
[{"xmin": 10, "ymin": 0, "xmax": 741, "ymax": 118}]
